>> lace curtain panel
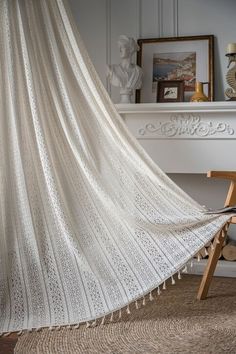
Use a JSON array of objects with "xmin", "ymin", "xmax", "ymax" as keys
[{"xmin": 0, "ymin": 0, "xmax": 232, "ymax": 334}]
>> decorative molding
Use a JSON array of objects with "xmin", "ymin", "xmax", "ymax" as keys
[
  {"xmin": 136, "ymin": 0, "xmax": 142, "ymax": 39},
  {"xmin": 117, "ymin": 102, "xmax": 236, "ymax": 173},
  {"xmin": 157, "ymin": 0, "xmax": 163, "ymax": 37},
  {"xmin": 116, "ymin": 101, "xmax": 236, "ymax": 113},
  {"xmin": 173, "ymin": 0, "xmax": 179, "ymax": 36},
  {"xmin": 138, "ymin": 114, "xmax": 235, "ymax": 138},
  {"xmin": 106, "ymin": 0, "xmax": 111, "ymax": 96}
]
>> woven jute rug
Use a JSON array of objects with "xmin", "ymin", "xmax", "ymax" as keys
[{"xmin": 15, "ymin": 275, "xmax": 236, "ymax": 354}]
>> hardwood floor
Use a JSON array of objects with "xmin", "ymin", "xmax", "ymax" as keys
[{"xmin": 0, "ymin": 334, "xmax": 18, "ymax": 354}]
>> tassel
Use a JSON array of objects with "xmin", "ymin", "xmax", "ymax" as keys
[
  {"xmin": 178, "ymin": 271, "xmax": 182, "ymax": 280},
  {"xmin": 142, "ymin": 296, "xmax": 146, "ymax": 306},
  {"xmin": 197, "ymin": 254, "xmax": 201, "ymax": 262},
  {"xmin": 216, "ymin": 238, "xmax": 220, "ymax": 244},
  {"xmin": 211, "ymin": 243, "xmax": 215, "ymax": 251},
  {"xmin": 101, "ymin": 316, "xmax": 106, "ymax": 325},
  {"xmin": 171, "ymin": 276, "xmax": 175, "ymax": 285},
  {"xmin": 157, "ymin": 286, "xmax": 161, "ymax": 295},
  {"xmin": 66, "ymin": 325, "xmax": 72, "ymax": 330},
  {"xmin": 149, "ymin": 291, "xmax": 154, "ymax": 301},
  {"xmin": 49, "ymin": 326, "xmax": 54, "ymax": 331},
  {"xmin": 182, "ymin": 265, "xmax": 188, "ymax": 273},
  {"xmin": 17, "ymin": 330, "xmax": 23, "ymax": 335},
  {"xmin": 91, "ymin": 319, "xmax": 97, "ymax": 327},
  {"xmin": 74, "ymin": 324, "xmax": 80, "ymax": 329},
  {"xmin": 110, "ymin": 312, "xmax": 113, "ymax": 322},
  {"xmin": 162, "ymin": 281, "xmax": 166, "ymax": 290},
  {"xmin": 86, "ymin": 322, "xmax": 91, "ymax": 328},
  {"xmin": 118, "ymin": 309, "xmax": 122, "ymax": 319},
  {"xmin": 126, "ymin": 305, "xmax": 131, "ymax": 315},
  {"xmin": 3, "ymin": 332, "xmax": 11, "ymax": 337},
  {"xmin": 135, "ymin": 300, "xmax": 139, "ymax": 309},
  {"xmin": 205, "ymin": 248, "xmax": 209, "ymax": 256}
]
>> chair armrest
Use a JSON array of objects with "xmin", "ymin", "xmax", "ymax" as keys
[
  {"xmin": 231, "ymin": 216, "xmax": 236, "ymax": 224},
  {"xmin": 207, "ymin": 171, "xmax": 236, "ymax": 181}
]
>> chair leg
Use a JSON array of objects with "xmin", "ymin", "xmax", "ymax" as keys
[{"xmin": 197, "ymin": 225, "xmax": 227, "ymax": 300}]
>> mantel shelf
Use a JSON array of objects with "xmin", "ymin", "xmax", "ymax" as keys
[
  {"xmin": 116, "ymin": 101, "xmax": 236, "ymax": 174},
  {"xmin": 116, "ymin": 101, "xmax": 236, "ymax": 114}
]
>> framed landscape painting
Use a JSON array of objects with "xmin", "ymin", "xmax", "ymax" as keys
[{"xmin": 136, "ymin": 35, "xmax": 214, "ymax": 103}]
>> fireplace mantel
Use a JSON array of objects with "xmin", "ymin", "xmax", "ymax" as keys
[{"xmin": 116, "ymin": 102, "xmax": 236, "ymax": 174}]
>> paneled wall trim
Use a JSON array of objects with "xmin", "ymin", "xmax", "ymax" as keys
[{"xmin": 106, "ymin": 0, "xmax": 111, "ymax": 95}]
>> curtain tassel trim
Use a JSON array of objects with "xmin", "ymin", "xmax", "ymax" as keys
[
  {"xmin": 126, "ymin": 305, "xmax": 131, "ymax": 315},
  {"xmin": 0, "ymin": 262, "xmax": 191, "ymax": 337},
  {"xmin": 109, "ymin": 313, "xmax": 114, "ymax": 322},
  {"xmin": 2, "ymin": 232, "xmax": 228, "ymax": 338},
  {"xmin": 149, "ymin": 291, "xmax": 154, "ymax": 301},
  {"xmin": 91, "ymin": 319, "xmax": 97, "ymax": 327}
]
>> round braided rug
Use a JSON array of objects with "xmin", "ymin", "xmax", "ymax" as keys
[{"xmin": 15, "ymin": 275, "xmax": 236, "ymax": 354}]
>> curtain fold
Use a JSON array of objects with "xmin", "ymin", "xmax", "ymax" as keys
[{"xmin": 0, "ymin": 0, "xmax": 232, "ymax": 334}]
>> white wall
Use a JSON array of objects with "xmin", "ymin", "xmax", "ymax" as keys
[
  {"xmin": 67, "ymin": 0, "xmax": 108, "ymax": 88},
  {"xmin": 68, "ymin": 0, "xmax": 236, "ymax": 239}
]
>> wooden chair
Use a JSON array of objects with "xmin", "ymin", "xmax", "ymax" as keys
[{"xmin": 197, "ymin": 171, "xmax": 236, "ymax": 300}]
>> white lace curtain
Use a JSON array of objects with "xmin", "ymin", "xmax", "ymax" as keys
[{"xmin": 0, "ymin": 0, "xmax": 231, "ymax": 334}]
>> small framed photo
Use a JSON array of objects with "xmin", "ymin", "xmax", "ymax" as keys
[
  {"xmin": 157, "ymin": 80, "xmax": 184, "ymax": 102},
  {"xmin": 136, "ymin": 35, "xmax": 214, "ymax": 103}
]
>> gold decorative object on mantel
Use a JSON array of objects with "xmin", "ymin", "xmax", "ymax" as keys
[
  {"xmin": 225, "ymin": 43, "xmax": 236, "ymax": 101},
  {"xmin": 190, "ymin": 81, "xmax": 209, "ymax": 102}
]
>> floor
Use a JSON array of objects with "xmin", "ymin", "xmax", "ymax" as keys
[{"xmin": 0, "ymin": 334, "xmax": 18, "ymax": 354}]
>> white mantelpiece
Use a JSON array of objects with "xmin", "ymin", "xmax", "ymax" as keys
[
  {"xmin": 116, "ymin": 102, "xmax": 236, "ymax": 174},
  {"xmin": 117, "ymin": 101, "xmax": 236, "ymax": 277}
]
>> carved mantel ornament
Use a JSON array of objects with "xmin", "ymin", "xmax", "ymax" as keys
[{"xmin": 138, "ymin": 114, "xmax": 235, "ymax": 138}]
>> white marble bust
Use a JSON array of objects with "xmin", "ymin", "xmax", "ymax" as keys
[{"xmin": 107, "ymin": 35, "xmax": 143, "ymax": 103}]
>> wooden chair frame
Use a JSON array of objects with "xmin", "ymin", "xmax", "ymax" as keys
[{"xmin": 197, "ymin": 171, "xmax": 236, "ymax": 300}]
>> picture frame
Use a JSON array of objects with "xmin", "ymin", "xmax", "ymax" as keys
[
  {"xmin": 157, "ymin": 80, "xmax": 184, "ymax": 102},
  {"xmin": 136, "ymin": 35, "xmax": 214, "ymax": 103}
]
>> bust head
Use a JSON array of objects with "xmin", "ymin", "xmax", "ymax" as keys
[
  {"xmin": 107, "ymin": 35, "xmax": 143, "ymax": 102},
  {"xmin": 118, "ymin": 35, "xmax": 140, "ymax": 59}
]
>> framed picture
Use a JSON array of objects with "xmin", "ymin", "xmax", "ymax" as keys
[
  {"xmin": 157, "ymin": 80, "xmax": 184, "ymax": 102},
  {"xmin": 136, "ymin": 35, "xmax": 214, "ymax": 103}
]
